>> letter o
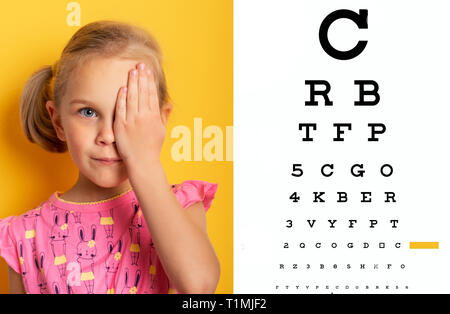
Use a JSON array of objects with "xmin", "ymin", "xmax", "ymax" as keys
[{"xmin": 380, "ymin": 164, "xmax": 393, "ymax": 177}]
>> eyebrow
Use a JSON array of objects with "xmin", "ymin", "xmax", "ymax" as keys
[{"xmin": 69, "ymin": 99, "xmax": 97, "ymax": 107}]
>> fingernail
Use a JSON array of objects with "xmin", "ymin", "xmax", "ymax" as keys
[
  {"xmin": 131, "ymin": 69, "xmax": 137, "ymax": 76},
  {"xmin": 146, "ymin": 69, "xmax": 151, "ymax": 76},
  {"xmin": 138, "ymin": 63, "xmax": 146, "ymax": 70},
  {"xmin": 123, "ymin": 86, "xmax": 128, "ymax": 93}
]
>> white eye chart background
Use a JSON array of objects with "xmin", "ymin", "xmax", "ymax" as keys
[{"xmin": 234, "ymin": 0, "xmax": 450, "ymax": 293}]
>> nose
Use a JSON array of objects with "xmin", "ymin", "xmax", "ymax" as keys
[{"xmin": 96, "ymin": 119, "xmax": 116, "ymax": 146}]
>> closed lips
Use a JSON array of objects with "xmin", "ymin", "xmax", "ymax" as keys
[{"xmin": 94, "ymin": 158, "xmax": 122, "ymax": 161}]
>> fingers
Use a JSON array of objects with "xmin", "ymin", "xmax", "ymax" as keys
[
  {"xmin": 115, "ymin": 86, "xmax": 127, "ymax": 122},
  {"xmin": 127, "ymin": 68, "xmax": 139, "ymax": 114},
  {"xmin": 125, "ymin": 63, "xmax": 160, "ymax": 117},
  {"xmin": 148, "ymin": 68, "xmax": 160, "ymax": 114},
  {"xmin": 137, "ymin": 63, "xmax": 149, "ymax": 112}
]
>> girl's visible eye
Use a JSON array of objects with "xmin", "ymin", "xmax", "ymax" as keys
[{"xmin": 79, "ymin": 107, "xmax": 97, "ymax": 118}]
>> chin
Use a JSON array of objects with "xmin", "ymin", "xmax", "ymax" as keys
[{"xmin": 88, "ymin": 172, "xmax": 128, "ymax": 189}]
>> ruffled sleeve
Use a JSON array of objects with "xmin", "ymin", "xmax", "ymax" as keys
[
  {"xmin": 0, "ymin": 216, "xmax": 20, "ymax": 274},
  {"xmin": 172, "ymin": 180, "xmax": 218, "ymax": 212}
]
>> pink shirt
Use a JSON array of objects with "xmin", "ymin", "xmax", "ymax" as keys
[{"xmin": 0, "ymin": 180, "xmax": 218, "ymax": 294}]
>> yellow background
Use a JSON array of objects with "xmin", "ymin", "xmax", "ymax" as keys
[{"xmin": 0, "ymin": 0, "xmax": 232, "ymax": 293}]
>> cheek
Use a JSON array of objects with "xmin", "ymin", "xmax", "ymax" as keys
[{"xmin": 64, "ymin": 121, "xmax": 93, "ymax": 158}]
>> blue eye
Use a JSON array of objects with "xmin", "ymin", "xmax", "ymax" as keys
[{"xmin": 79, "ymin": 107, "xmax": 97, "ymax": 118}]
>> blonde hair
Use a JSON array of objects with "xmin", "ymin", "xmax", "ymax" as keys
[{"xmin": 20, "ymin": 20, "xmax": 170, "ymax": 153}]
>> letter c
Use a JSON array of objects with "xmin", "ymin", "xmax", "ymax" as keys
[{"xmin": 319, "ymin": 9, "xmax": 368, "ymax": 60}]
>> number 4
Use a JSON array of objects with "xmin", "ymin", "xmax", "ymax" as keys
[{"xmin": 289, "ymin": 192, "xmax": 300, "ymax": 202}]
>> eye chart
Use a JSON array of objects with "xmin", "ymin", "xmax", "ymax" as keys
[{"xmin": 234, "ymin": 0, "xmax": 450, "ymax": 293}]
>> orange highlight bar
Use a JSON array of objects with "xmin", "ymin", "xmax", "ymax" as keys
[{"xmin": 409, "ymin": 242, "xmax": 439, "ymax": 249}]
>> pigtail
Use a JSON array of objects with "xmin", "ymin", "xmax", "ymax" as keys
[{"xmin": 19, "ymin": 65, "xmax": 67, "ymax": 153}]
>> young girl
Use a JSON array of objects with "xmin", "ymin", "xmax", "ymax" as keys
[{"xmin": 0, "ymin": 20, "xmax": 220, "ymax": 294}]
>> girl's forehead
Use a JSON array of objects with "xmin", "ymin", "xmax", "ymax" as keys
[
  {"xmin": 79, "ymin": 56, "xmax": 140, "ymax": 76},
  {"xmin": 63, "ymin": 56, "xmax": 141, "ymax": 107}
]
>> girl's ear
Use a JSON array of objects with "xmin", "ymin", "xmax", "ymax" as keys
[
  {"xmin": 160, "ymin": 102, "xmax": 172, "ymax": 126},
  {"xmin": 46, "ymin": 100, "xmax": 66, "ymax": 142}
]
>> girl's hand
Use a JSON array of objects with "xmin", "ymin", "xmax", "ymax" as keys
[{"xmin": 113, "ymin": 63, "xmax": 165, "ymax": 169}]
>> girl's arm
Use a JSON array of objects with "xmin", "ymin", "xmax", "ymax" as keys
[
  {"xmin": 128, "ymin": 162, "xmax": 221, "ymax": 294},
  {"xmin": 114, "ymin": 64, "xmax": 220, "ymax": 293},
  {"xmin": 7, "ymin": 266, "xmax": 26, "ymax": 294}
]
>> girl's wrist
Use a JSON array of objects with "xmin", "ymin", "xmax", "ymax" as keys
[
  {"xmin": 126, "ymin": 158, "xmax": 165, "ymax": 185},
  {"xmin": 127, "ymin": 159, "xmax": 172, "ymax": 207}
]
